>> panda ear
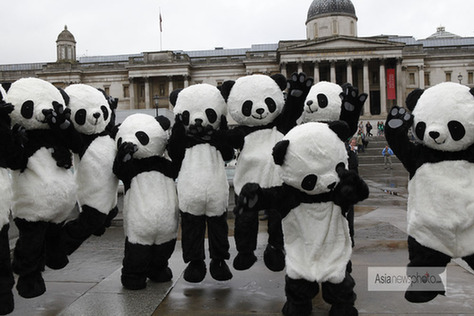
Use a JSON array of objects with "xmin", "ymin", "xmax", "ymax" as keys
[
  {"xmin": 169, "ymin": 89, "xmax": 182, "ymax": 107},
  {"xmin": 328, "ymin": 121, "xmax": 351, "ymax": 142},
  {"xmin": 272, "ymin": 140, "xmax": 290, "ymax": 166},
  {"xmin": 406, "ymin": 88, "xmax": 424, "ymax": 111},
  {"xmin": 58, "ymin": 88, "xmax": 70, "ymax": 106},
  {"xmin": 271, "ymin": 74, "xmax": 287, "ymax": 91},
  {"xmin": 470, "ymin": 87, "xmax": 474, "ymax": 98},
  {"xmin": 156, "ymin": 115, "xmax": 171, "ymax": 131},
  {"xmin": 219, "ymin": 80, "xmax": 235, "ymax": 102},
  {"xmin": 2, "ymin": 83, "xmax": 11, "ymax": 93}
]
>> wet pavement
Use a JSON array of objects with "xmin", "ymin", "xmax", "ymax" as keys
[{"xmin": 6, "ymin": 135, "xmax": 474, "ymax": 315}]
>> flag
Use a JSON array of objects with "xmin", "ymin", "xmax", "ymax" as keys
[{"xmin": 159, "ymin": 10, "xmax": 163, "ymax": 33}]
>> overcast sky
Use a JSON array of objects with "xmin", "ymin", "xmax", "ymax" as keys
[{"xmin": 2, "ymin": 0, "xmax": 474, "ymax": 65}]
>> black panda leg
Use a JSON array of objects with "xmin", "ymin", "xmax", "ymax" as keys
[
  {"xmin": 121, "ymin": 238, "xmax": 151, "ymax": 290},
  {"xmin": 233, "ymin": 192, "xmax": 258, "ymax": 270},
  {"xmin": 44, "ymin": 222, "xmax": 69, "ymax": 270},
  {"xmin": 207, "ymin": 212, "xmax": 232, "ymax": 281},
  {"xmin": 405, "ymin": 236, "xmax": 451, "ymax": 303},
  {"xmin": 0, "ymin": 224, "xmax": 14, "ymax": 315},
  {"xmin": 93, "ymin": 206, "xmax": 118, "ymax": 237},
  {"xmin": 147, "ymin": 239, "xmax": 176, "ymax": 283},
  {"xmin": 12, "ymin": 218, "xmax": 48, "ymax": 298},
  {"xmin": 264, "ymin": 209, "xmax": 285, "ymax": 272},
  {"xmin": 62, "ymin": 205, "xmax": 107, "ymax": 255},
  {"xmin": 282, "ymin": 275, "xmax": 319, "ymax": 316},
  {"xmin": 322, "ymin": 267, "xmax": 358, "ymax": 316},
  {"xmin": 181, "ymin": 211, "xmax": 207, "ymax": 283}
]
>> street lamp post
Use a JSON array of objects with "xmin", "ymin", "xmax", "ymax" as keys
[
  {"xmin": 153, "ymin": 95, "xmax": 159, "ymax": 117},
  {"xmin": 458, "ymin": 73, "xmax": 463, "ymax": 84}
]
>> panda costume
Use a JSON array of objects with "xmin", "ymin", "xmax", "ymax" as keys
[
  {"xmin": 168, "ymin": 83, "xmax": 234, "ymax": 283},
  {"xmin": 235, "ymin": 122, "xmax": 368, "ymax": 316},
  {"xmin": 300, "ymin": 81, "xmax": 368, "ymax": 247},
  {"xmin": 385, "ymin": 82, "xmax": 474, "ymax": 303},
  {"xmin": 3, "ymin": 77, "xmax": 81, "ymax": 299},
  {"xmin": 61, "ymin": 84, "xmax": 119, "ymax": 255},
  {"xmin": 113, "ymin": 113, "xmax": 179, "ymax": 290},
  {"xmin": 0, "ymin": 84, "xmax": 14, "ymax": 315},
  {"xmin": 220, "ymin": 73, "xmax": 313, "ymax": 272}
]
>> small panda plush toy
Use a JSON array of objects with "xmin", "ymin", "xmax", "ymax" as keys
[
  {"xmin": 168, "ymin": 83, "xmax": 234, "ymax": 283},
  {"xmin": 385, "ymin": 82, "xmax": 474, "ymax": 303},
  {"xmin": 0, "ymin": 84, "xmax": 14, "ymax": 315},
  {"xmin": 113, "ymin": 113, "xmax": 179, "ymax": 290},
  {"xmin": 219, "ymin": 72, "xmax": 313, "ymax": 272},
  {"xmin": 235, "ymin": 121, "xmax": 369, "ymax": 316},
  {"xmin": 61, "ymin": 84, "xmax": 119, "ymax": 255},
  {"xmin": 300, "ymin": 81, "xmax": 367, "ymax": 136},
  {"xmin": 3, "ymin": 77, "xmax": 82, "ymax": 299}
]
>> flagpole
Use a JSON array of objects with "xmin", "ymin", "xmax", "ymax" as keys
[{"xmin": 159, "ymin": 8, "xmax": 163, "ymax": 51}]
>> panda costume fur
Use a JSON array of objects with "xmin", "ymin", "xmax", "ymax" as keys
[
  {"xmin": 61, "ymin": 84, "xmax": 119, "ymax": 255},
  {"xmin": 3, "ymin": 77, "xmax": 82, "ymax": 299},
  {"xmin": 235, "ymin": 122, "xmax": 369, "ymax": 316},
  {"xmin": 220, "ymin": 72, "xmax": 313, "ymax": 272},
  {"xmin": 168, "ymin": 83, "xmax": 234, "ymax": 283},
  {"xmin": 385, "ymin": 82, "xmax": 474, "ymax": 303},
  {"xmin": 113, "ymin": 113, "xmax": 179, "ymax": 290},
  {"xmin": 300, "ymin": 81, "xmax": 368, "ymax": 247},
  {"xmin": 0, "ymin": 84, "xmax": 14, "ymax": 315}
]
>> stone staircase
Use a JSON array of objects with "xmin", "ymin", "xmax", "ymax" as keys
[{"xmin": 357, "ymin": 135, "xmax": 400, "ymax": 167}]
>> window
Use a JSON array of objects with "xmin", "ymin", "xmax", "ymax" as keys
[
  {"xmin": 123, "ymin": 85, "xmax": 130, "ymax": 98},
  {"xmin": 468, "ymin": 72, "xmax": 473, "ymax": 85},
  {"xmin": 445, "ymin": 72, "xmax": 452, "ymax": 82},
  {"xmin": 409, "ymin": 73, "xmax": 415, "ymax": 85},
  {"xmin": 424, "ymin": 73, "xmax": 430, "ymax": 87},
  {"xmin": 350, "ymin": 21, "xmax": 355, "ymax": 36},
  {"xmin": 314, "ymin": 23, "xmax": 318, "ymax": 38},
  {"xmin": 332, "ymin": 20, "xmax": 338, "ymax": 35},
  {"xmin": 104, "ymin": 86, "xmax": 110, "ymax": 96},
  {"xmin": 159, "ymin": 84, "xmax": 165, "ymax": 96}
]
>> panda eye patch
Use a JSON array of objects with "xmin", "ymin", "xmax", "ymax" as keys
[
  {"xmin": 101, "ymin": 106, "xmax": 109, "ymax": 121},
  {"xmin": 205, "ymin": 109, "xmax": 217, "ymax": 124},
  {"xmin": 21, "ymin": 100, "xmax": 34, "ymax": 119},
  {"xmin": 75, "ymin": 109, "xmax": 87, "ymax": 125},
  {"xmin": 242, "ymin": 100, "xmax": 253, "ymax": 117},
  {"xmin": 265, "ymin": 98, "xmax": 277, "ymax": 113},
  {"xmin": 302, "ymin": 174, "xmax": 318, "ymax": 191},
  {"xmin": 448, "ymin": 120, "xmax": 465, "ymax": 141},
  {"xmin": 181, "ymin": 111, "xmax": 190, "ymax": 126},
  {"xmin": 317, "ymin": 94, "xmax": 329, "ymax": 108},
  {"xmin": 135, "ymin": 131, "xmax": 149, "ymax": 145},
  {"xmin": 415, "ymin": 122, "xmax": 426, "ymax": 140}
]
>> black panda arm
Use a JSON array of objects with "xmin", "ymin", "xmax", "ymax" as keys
[
  {"xmin": 339, "ymin": 83, "xmax": 367, "ymax": 137},
  {"xmin": 333, "ymin": 166, "xmax": 369, "ymax": 209},
  {"xmin": 276, "ymin": 72, "xmax": 313, "ymax": 134},
  {"xmin": 167, "ymin": 116, "xmax": 187, "ymax": 170},
  {"xmin": 234, "ymin": 183, "xmax": 293, "ymax": 218},
  {"xmin": 2, "ymin": 124, "xmax": 28, "ymax": 170},
  {"xmin": 112, "ymin": 142, "xmax": 137, "ymax": 186},
  {"xmin": 385, "ymin": 106, "xmax": 417, "ymax": 173}
]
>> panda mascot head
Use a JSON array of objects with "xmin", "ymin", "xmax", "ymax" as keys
[
  {"xmin": 6, "ymin": 77, "xmax": 68, "ymax": 130},
  {"xmin": 65, "ymin": 84, "xmax": 117, "ymax": 135},
  {"xmin": 273, "ymin": 121, "xmax": 349, "ymax": 195},
  {"xmin": 300, "ymin": 81, "xmax": 343, "ymax": 124},
  {"xmin": 406, "ymin": 82, "xmax": 474, "ymax": 152},
  {"xmin": 221, "ymin": 74, "xmax": 287, "ymax": 127},
  {"xmin": 170, "ymin": 83, "xmax": 227, "ymax": 136},
  {"xmin": 116, "ymin": 113, "xmax": 170, "ymax": 159}
]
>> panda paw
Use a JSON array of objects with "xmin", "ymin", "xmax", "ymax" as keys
[
  {"xmin": 386, "ymin": 106, "xmax": 413, "ymax": 131},
  {"xmin": 233, "ymin": 183, "xmax": 261, "ymax": 216},
  {"xmin": 340, "ymin": 83, "xmax": 368, "ymax": 112},
  {"xmin": 12, "ymin": 124, "xmax": 28, "ymax": 145},
  {"xmin": 288, "ymin": 72, "xmax": 313, "ymax": 99},
  {"xmin": 44, "ymin": 102, "xmax": 72, "ymax": 130},
  {"xmin": 117, "ymin": 142, "xmax": 138, "ymax": 162}
]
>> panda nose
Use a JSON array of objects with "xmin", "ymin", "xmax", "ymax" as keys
[
  {"xmin": 306, "ymin": 100, "xmax": 313, "ymax": 106},
  {"xmin": 429, "ymin": 131, "xmax": 440, "ymax": 139},
  {"xmin": 256, "ymin": 108, "xmax": 265, "ymax": 115},
  {"xmin": 93, "ymin": 112, "xmax": 101, "ymax": 119},
  {"xmin": 194, "ymin": 118, "xmax": 203, "ymax": 126}
]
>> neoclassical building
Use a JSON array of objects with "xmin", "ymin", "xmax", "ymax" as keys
[{"xmin": 1, "ymin": 0, "xmax": 474, "ymax": 120}]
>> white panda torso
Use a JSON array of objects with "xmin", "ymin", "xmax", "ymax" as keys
[
  {"xmin": 283, "ymin": 202, "xmax": 351, "ymax": 284},
  {"xmin": 0, "ymin": 169, "xmax": 12, "ymax": 228},
  {"xmin": 233, "ymin": 127, "xmax": 283, "ymax": 194},
  {"xmin": 11, "ymin": 147, "xmax": 77, "ymax": 223},
  {"xmin": 177, "ymin": 143, "xmax": 229, "ymax": 217},
  {"xmin": 408, "ymin": 160, "xmax": 474, "ymax": 258},
  {"xmin": 124, "ymin": 170, "xmax": 178, "ymax": 245},
  {"xmin": 74, "ymin": 136, "xmax": 118, "ymax": 214}
]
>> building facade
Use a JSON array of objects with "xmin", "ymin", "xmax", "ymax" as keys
[{"xmin": 1, "ymin": 0, "xmax": 474, "ymax": 120}]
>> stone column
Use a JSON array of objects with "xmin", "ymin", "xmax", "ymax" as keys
[
  {"xmin": 363, "ymin": 59, "xmax": 370, "ymax": 115},
  {"xmin": 168, "ymin": 76, "xmax": 174, "ymax": 111},
  {"xmin": 330, "ymin": 60, "xmax": 336, "ymax": 83},
  {"xmin": 184, "ymin": 75, "xmax": 190, "ymax": 88},
  {"xmin": 313, "ymin": 60, "xmax": 320, "ymax": 83},
  {"xmin": 144, "ymin": 77, "xmax": 150, "ymax": 109},
  {"xmin": 297, "ymin": 62, "xmax": 303, "ymax": 74},
  {"xmin": 379, "ymin": 60, "xmax": 387, "ymax": 115},
  {"xmin": 128, "ymin": 78, "xmax": 135, "ymax": 110},
  {"xmin": 346, "ymin": 59, "xmax": 353, "ymax": 84},
  {"xmin": 396, "ymin": 58, "xmax": 403, "ymax": 105},
  {"xmin": 280, "ymin": 62, "xmax": 287, "ymax": 77},
  {"xmin": 418, "ymin": 65, "xmax": 425, "ymax": 89}
]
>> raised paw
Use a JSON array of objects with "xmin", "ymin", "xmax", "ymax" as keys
[
  {"xmin": 386, "ymin": 106, "xmax": 413, "ymax": 130},
  {"xmin": 340, "ymin": 83, "xmax": 367, "ymax": 112},
  {"xmin": 288, "ymin": 72, "xmax": 313, "ymax": 98}
]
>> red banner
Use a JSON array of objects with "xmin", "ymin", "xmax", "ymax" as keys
[{"xmin": 387, "ymin": 69, "xmax": 396, "ymax": 100}]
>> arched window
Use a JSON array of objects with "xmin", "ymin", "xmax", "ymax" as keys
[{"xmin": 332, "ymin": 20, "xmax": 338, "ymax": 35}]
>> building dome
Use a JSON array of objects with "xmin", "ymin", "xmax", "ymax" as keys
[
  {"xmin": 56, "ymin": 25, "xmax": 76, "ymax": 43},
  {"xmin": 307, "ymin": 0, "xmax": 357, "ymax": 22}
]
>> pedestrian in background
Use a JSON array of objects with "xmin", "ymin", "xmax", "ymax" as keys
[{"xmin": 382, "ymin": 145, "xmax": 394, "ymax": 169}]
